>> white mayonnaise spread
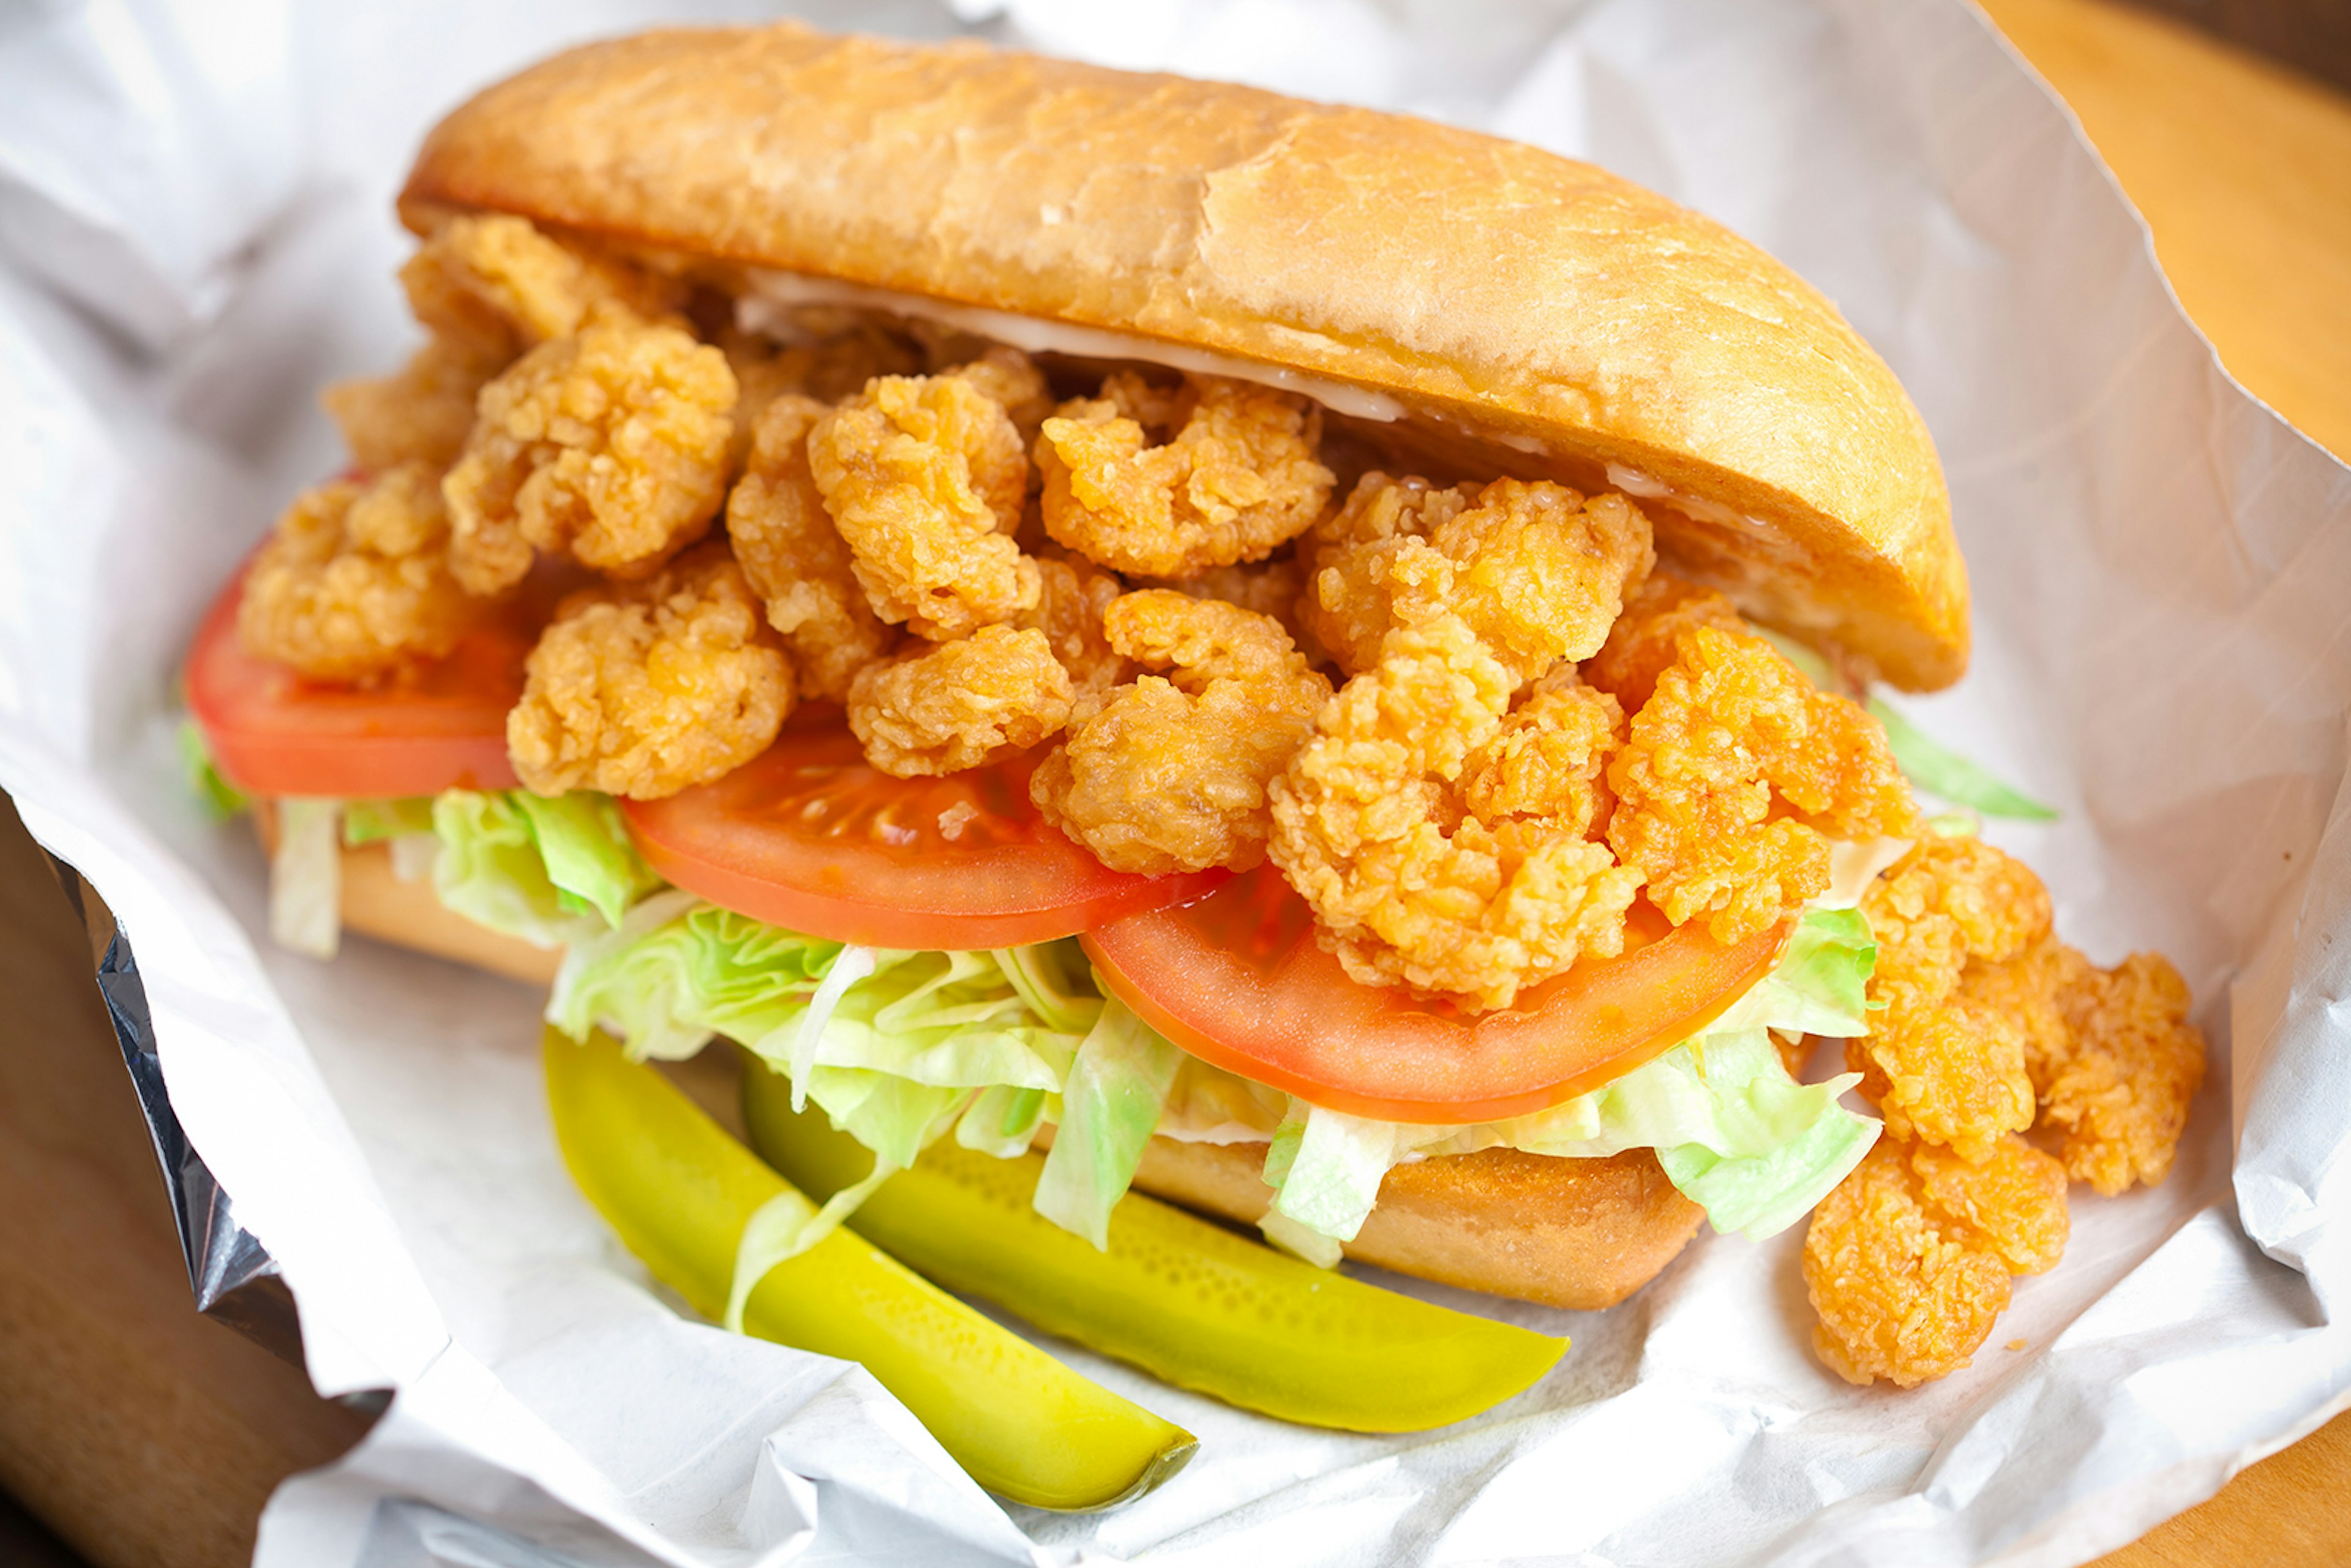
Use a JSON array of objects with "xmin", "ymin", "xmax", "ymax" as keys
[{"xmin": 738, "ymin": 269, "xmax": 1409, "ymax": 424}]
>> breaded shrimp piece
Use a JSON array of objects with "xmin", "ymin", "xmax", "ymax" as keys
[
  {"xmin": 1269, "ymin": 611, "xmax": 1643, "ymax": 1010},
  {"xmin": 1032, "ymin": 591, "xmax": 1329, "ymax": 874},
  {"xmin": 807, "ymin": 367, "xmax": 1039, "ymax": 640},
  {"xmin": 444, "ymin": 309, "xmax": 738, "ymax": 596},
  {"xmin": 321, "ymin": 334, "xmax": 503, "ymax": 473},
  {"xmin": 1404, "ymin": 480, "xmax": 1655, "ymax": 683},
  {"xmin": 2040, "ymin": 950, "xmax": 2206, "ymax": 1195},
  {"xmin": 726, "ymin": 392, "xmax": 894, "ymax": 701},
  {"xmin": 1019, "ymin": 553, "xmax": 1128, "ymax": 700},
  {"xmin": 948, "ymin": 347, "xmax": 1055, "ymax": 452},
  {"xmin": 1036, "ymin": 372, "xmax": 1334, "ymax": 578},
  {"xmin": 1804, "ymin": 1135, "xmax": 2069, "ymax": 1387},
  {"xmin": 236, "ymin": 464, "xmax": 474, "ymax": 680},
  {"xmin": 1300, "ymin": 473, "xmax": 1475, "ymax": 673},
  {"xmin": 1584, "ymin": 572, "xmax": 1749, "ymax": 714},
  {"xmin": 1460, "ymin": 669, "xmax": 1627, "ymax": 837},
  {"xmin": 1607, "ymin": 625, "xmax": 1915, "ymax": 945},
  {"xmin": 1845, "ymin": 838, "xmax": 2049, "ymax": 1162},
  {"xmin": 401, "ymin": 214, "xmax": 681, "ymax": 361},
  {"xmin": 507, "ymin": 545, "xmax": 793, "ymax": 800},
  {"xmin": 849, "ymin": 625, "xmax": 1075, "ymax": 777},
  {"xmin": 719, "ymin": 322, "xmax": 923, "ymax": 473},
  {"xmin": 1303, "ymin": 475, "xmax": 1654, "ymax": 682}
]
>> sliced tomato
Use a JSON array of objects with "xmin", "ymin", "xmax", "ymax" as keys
[
  {"xmin": 623, "ymin": 712, "xmax": 1232, "ymax": 950},
  {"xmin": 184, "ymin": 565, "xmax": 541, "ymax": 798},
  {"xmin": 1084, "ymin": 865, "xmax": 1790, "ymax": 1125}
]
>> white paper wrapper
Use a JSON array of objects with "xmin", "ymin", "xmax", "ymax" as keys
[{"xmin": 4, "ymin": 1, "xmax": 2350, "ymax": 1563}]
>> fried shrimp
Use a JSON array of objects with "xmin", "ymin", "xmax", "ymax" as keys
[
  {"xmin": 1584, "ymin": 572, "xmax": 1748, "ymax": 714},
  {"xmin": 1845, "ymin": 837, "xmax": 2049, "ymax": 1162},
  {"xmin": 726, "ymin": 392, "xmax": 894, "ymax": 701},
  {"xmin": 321, "ymin": 334, "xmax": 503, "ymax": 473},
  {"xmin": 1020, "ymin": 553, "xmax": 1128, "ymax": 700},
  {"xmin": 506, "ymin": 545, "xmax": 793, "ymax": 800},
  {"xmin": 1032, "ymin": 591, "xmax": 1329, "ymax": 874},
  {"xmin": 1460, "ymin": 669, "xmax": 1627, "ymax": 837},
  {"xmin": 1299, "ymin": 473, "xmax": 1477, "ymax": 674},
  {"xmin": 443, "ymin": 309, "xmax": 738, "ymax": 596},
  {"xmin": 849, "ymin": 625, "xmax": 1075, "ymax": 777},
  {"xmin": 236, "ymin": 464, "xmax": 474, "ymax": 680},
  {"xmin": 1607, "ymin": 625, "xmax": 1915, "ymax": 945},
  {"xmin": 2039, "ymin": 949, "xmax": 2206, "ymax": 1195},
  {"xmin": 806, "ymin": 365, "xmax": 1040, "ymax": 640},
  {"xmin": 1302, "ymin": 475, "xmax": 1655, "ymax": 681},
  {"xmin": 1269, "ymin": 607, "xmax": 1643, "ymax": 1009},
  {"xmin": 1035, "ymin": 372, "xmax": 1335, "ymax": 578},
  {"xmin": 1804, "ymin": 1135, "xmax": 2068, "ymax": 1387},
  {"xmin": 401, "ymin": 214, "xmax": 681, "ymax": 361}
]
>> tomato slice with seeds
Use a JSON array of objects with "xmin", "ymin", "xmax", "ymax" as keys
[
  {"xmin": 1084, "ymin": 865, "xmax": 1791, "ymax": 1125},
  {"xmin": 184, "ymin": 565, "xmax": 541, "ymax": 798},
  {"xmin": 622, "ymin": 711, "xmax": 1232, "ymax": 950}
]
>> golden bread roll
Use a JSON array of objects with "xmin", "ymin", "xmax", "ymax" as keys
[{"xmin": 399, "ymin": 23, "xmax": 1965, "ymax": 689}]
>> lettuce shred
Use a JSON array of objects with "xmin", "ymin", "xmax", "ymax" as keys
[
  {"xmin": 431, "ymin": 789, "xmax": 659, "ymax": 946},
  {"xmin": 1869, "ymin": 697, "xmax": 2059, "ymax": 822}
]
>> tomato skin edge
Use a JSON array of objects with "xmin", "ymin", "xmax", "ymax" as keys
[
  {"xmin": 627, "ymin": 805, "xmax": 1232, "ymax": 951},
  {"xmin": 1084, "ymin": 910, "xmax": 1793, "ymax": 1127},
  {"xmin": 182, "ymin": 564, "xmax": 525, "ymax": 798}
]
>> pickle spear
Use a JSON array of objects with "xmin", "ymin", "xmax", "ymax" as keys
[
  {"xmin": 543, "ymin": 1028, "xmax": 1195, "ymax": 1510},
  {"xmin": 741, "ymin": 1056, "xmax": 1567, "ymax": 1432}
]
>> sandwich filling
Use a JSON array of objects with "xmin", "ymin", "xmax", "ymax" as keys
[{"xmin": 195, "ymin": 211, "xmax": 2207, "ymax": 1389}]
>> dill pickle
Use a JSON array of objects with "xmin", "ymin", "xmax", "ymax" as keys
[
  {"xmin": 741, "ymin": 1057, "xmax": 1567, "ymax": 1432},
  {"xmin": 543, "ymin": 1029, "xmax": 1195, "ymax": 1510}
]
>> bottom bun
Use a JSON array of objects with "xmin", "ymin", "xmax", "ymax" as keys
[{"xmin": 301, "ymin": 827, "xmax": 1702, "ymax": 1310}]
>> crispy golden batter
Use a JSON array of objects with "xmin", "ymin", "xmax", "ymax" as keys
[
  {"xmin": 1036, "ymin": 372, "xmax": 1334, "ymax": 578},
  {"xmin": 726, "ymin": 392, "xmax": 894, "ymax": 701},
  {"xmin": 807, "ymin": 366, "xmax": 1039, "ymax": 640},
  {"xmin": 948, "ymin": 347, "xmax": 1055, "ymax": 452},
  {"xmin": 1460, "ymin": 670, "xmax": 1626, "ymax": 837},
  {"xmin": 1020, "ymin": 553, "xmax": 1128, "ymax": 700},
  {"xmin": 848, "ymin": 625, "xmax": 1074, "ymax": 777},
  {"xmin": 443, "ymin": 310, "xmax": 737, "ymax": 595},
  {"xmin": 1302, "ymin": 475, "xmax": 1653, "ymax": 683},
  {"xmin": 1032, "ymin": 591, "xmax": 1329, "ymax": 874},
  {"xmin": 1269, "ymin": 607, "xmax": 1643, "ymax": 1010},
  {"xmin": 1847, "ymin": 838, "xmax": 2049, "ymax": 1162},
  {"xmin": 236, "ymin": 464, "xmax": 474, "ymax": 680},
  {"xmin": 2041, "ymin": 949, "xmax": 2207, "ymax": 1195},
  {"xmin": 1607, "ymin": 625, "xmax": 1915, "ymax": 945},
  {"xmin": 402, "ymin": 214, "xmax": 681, "ymax": 361},
  {"xmin": 1804, "ymin": 1135, "xmax": 2068, "ymax": 1387},
  {"xmin": 1845, "ymin": 839, "xmax": 2049, "ymax": 1160},
  {"xmin": 1584, "ymin": 572, "xmax": 1748, "ymax": 714},
  {"xmin": 1299, "ymin": 473, "xmax": 1475, "ymax": 673},
  {"xmin": 507, "ymin": 546, "xmax": 793, "ymax": 800},
  {"xmin": 321, "ymin": 334, "xmax": 503, "ymax": 474}
]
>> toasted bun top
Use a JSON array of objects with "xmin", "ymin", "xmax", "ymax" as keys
[{"xmin": 402, "ymin": 23, "xmax": 1967, "ymax": 689}]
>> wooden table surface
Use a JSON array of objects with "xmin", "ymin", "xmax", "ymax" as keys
[{"xmin": 1, "ymin": 1, "xmax": 2347, "ymax": 1563}]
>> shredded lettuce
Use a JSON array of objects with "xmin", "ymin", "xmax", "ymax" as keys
[
  {"xmin": 1869, "ymin": 697, "xmax": 2059, "ymax": 822},
  {"xmin": 552, "ymin": 906, "xmax": 1091, "ymax": 1177},
  {"xmin": 269, "ymin": 798, "xmax": 342, "ymax": 958},
  {"xmin": 431, "ymin": 789, "xmax": 656, "ymax": 947},
  {"xmin": 178, "ymin": 719, "xmax": 249, "ymax": 820},
  {"xmin": 342, "ymin": 797, "xmax": 435, "ymax": 845},
  {"xmin": 1032, "ymin": 999, "xmax": 1182, "ymax": 1249}
]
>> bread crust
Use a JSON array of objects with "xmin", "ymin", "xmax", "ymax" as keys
[
  {"xmin": 399, "ymin": 23, "xmax": 1965, "ymax": 689},
  {"xmin": 315, "ymin": 831, "xmax": 1700, "ymax": 1308}
]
